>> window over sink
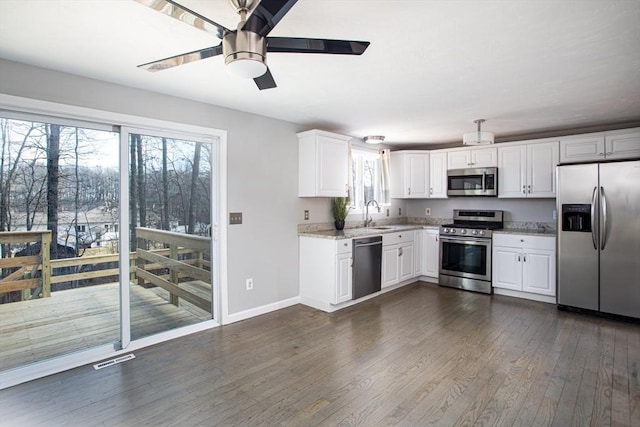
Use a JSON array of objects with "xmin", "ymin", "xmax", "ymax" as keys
[{"xmin": 350, "ymin": 148, "xmax": 389, "ymax": 212}]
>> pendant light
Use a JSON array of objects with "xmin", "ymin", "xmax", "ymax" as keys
[
  {"xmin": 363, "ymin": 135, "xmax": 385, "ymax": 145},
  {"xmin": 463, "ymin": 119, "xmax": 494, "ymax": 145}
]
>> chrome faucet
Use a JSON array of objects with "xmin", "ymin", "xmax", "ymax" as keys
[{"xmin": 364, "ymin": 199, "xmax": 380, "ymax": 227}]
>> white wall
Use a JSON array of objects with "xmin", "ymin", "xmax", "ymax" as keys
[{"xmin": 0, "ymin": 58, "xmax": 302, "ymax": 316}]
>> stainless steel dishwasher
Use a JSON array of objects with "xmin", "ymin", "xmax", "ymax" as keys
[{"xmin": 352, "ymin": 236, "xmax": 382, "ymax": 299}]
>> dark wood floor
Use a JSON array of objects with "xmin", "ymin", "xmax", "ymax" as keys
[{"xmin": 1, "ymin": 282, "xmax": 639, "ymax": 426}]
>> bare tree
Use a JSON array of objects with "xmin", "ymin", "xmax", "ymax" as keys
[
  {"xmin": 162, "ymin": 138, "xmax": 170, "ymax": 230},
  {"xmin": 129, "ymin": 134, "xmax": 138, "ymax": 244},
  {"xmin": 0, "ymin": 120, "xmax": 37, "ymax": 231},
  {"xmin": 187, "ymin": 142, "xmax": 202, "ymax": 234},
  {"xmin": 136, "ymin": 134, "xmax": 146, "ymax": 228},
  {"xmin": 47, "ymin": 124, "xmax": 61, "ymax": 259}
]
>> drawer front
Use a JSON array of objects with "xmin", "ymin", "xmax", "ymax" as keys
[
  {"xmin": 493, "ymin": 234, "xmax": 525, "ymax": 248},
  {"xmin": 383, "ymin": 231, "xmax": 414, "ymax": 246},
  {"xmin": 493, "ymin": 233, "xmax": 555, "ymax": 251},
  {"xmin": 336, "ymin": 239, "xmax": 352, "ymax": 254}
]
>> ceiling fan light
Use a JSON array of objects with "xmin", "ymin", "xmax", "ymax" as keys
[
  {"xmin": 226, "ymin": 57, "xmax": 267, "ymax": 79},
  {"xmin": 363, "ymin": 135, "xmax": 385, "ymax": 144}
]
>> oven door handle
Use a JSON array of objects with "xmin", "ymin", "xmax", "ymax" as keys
[{"xmin": 440, "ymin": 236, "xmax": 491, "ymax": 246}]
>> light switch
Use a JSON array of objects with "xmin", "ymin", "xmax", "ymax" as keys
[{"xmin": 229, "ymin": 212, "xmax": 243, "ymax": 225}]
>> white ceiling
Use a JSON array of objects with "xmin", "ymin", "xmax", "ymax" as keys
[{"xmin": 1, "ymin": 0, "xmax": 639, "ymax": 146}]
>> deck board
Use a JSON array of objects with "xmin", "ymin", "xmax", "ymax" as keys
[{"xmin": 0, "ymin": 282, "xmax": 211, "ymax": 371}]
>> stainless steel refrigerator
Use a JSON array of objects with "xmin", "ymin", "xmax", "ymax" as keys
[{"xmin": 557, "ymin": 160, "xmax": 640, "ymax": 319}]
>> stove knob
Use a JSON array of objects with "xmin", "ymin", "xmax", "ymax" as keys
[
  {"xmin": 472, "ymin": 230, "xmax": 478, "ymax": 235},
  {"xmin": 442, "ymin": 228, "xmax": 448, "ymax": 233},
  {"xmin": 450, "ymin": 229, "xmax": 456, "ymax": 234},
  {"xmin": 479, "ymin": 230, "xmax": 485, "ymax": 236},
  {"xmin": 460, "ymin": 229, "xmax": 467, "ymax": 234}
]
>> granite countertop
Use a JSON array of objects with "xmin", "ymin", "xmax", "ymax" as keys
[{"xmin": 299, "ymin": 224, "xmax": 425, "ymax": 240}]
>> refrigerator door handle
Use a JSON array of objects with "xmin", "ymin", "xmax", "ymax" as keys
[
  {"xmin": 600, "ymin": 186, "xmax": 608, "ymax": 251},
  {"xmin": 591, "ymin": 186, "xmax": 598, "ymax": 250}
]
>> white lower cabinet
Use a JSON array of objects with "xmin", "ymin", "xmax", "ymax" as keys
[
  {"xmin": 492, "ymin": 233, "xmax": 556, "ymax": 299},
  {"xmin": 421, "ymin": 229, "xmax": 440, "ymax": 279},
  {"xmin": 335, "ymin": 252, "xmax": 352, "ymax": 304},
  {"xmin": 382, "ymin": 232, "xmax": 414, "ymax": 288},
  {"xmin": 299, "ymin": 237, "xmax": 353, "ymax": 311}
]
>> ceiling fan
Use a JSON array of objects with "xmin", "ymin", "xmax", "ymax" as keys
[{"xmin": 135, "ymin": 0, "xmax": 371, "ymax": 90}]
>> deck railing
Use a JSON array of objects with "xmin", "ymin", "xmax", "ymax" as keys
[
  {"xmin": 0, "ymin": 231, "xmax": 52, "ymax": 300},
  {"xmin": 135, "ymin": 227, "xmax": 212, "ymax": 314},
  {"xmin": 0, "ymin": 228, "xmax": 212, "ymax": 311}
]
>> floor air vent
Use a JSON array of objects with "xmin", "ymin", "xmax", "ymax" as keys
[{"xmin": 93, "ymin": 353, "xmax": 135, "ymax": 370}]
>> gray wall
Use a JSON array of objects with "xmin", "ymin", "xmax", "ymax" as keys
[
  {"xmin": 406, "ymin": 198, "xmax": 556, "ymax": 223},
  {"xmin": 0, "ymin": 58, "xmax": 304, "ymax": 316}
]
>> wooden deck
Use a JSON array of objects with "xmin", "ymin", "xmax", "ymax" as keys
[
  {"xmin": 1, "ymin": 282, "xmax": 638, "ymax": 426},
  {"xmin": 0, "ymin": 282, "xmax": 212, "ymax": 372}
]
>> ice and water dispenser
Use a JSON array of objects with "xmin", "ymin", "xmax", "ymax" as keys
[{"xmin": 561, "ymin": 204, "xmax": 592, "ymax": 232}]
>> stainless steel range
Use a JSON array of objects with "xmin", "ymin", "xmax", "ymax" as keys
[{"xmin": 439, "ymin": 210, "xmax": 504, "ymax": 294}]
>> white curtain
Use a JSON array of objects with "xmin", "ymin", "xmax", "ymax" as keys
[{"xmin": 379, "ymin": 149, "xmax": 391, "ymax": 205}]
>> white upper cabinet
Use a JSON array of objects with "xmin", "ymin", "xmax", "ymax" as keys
[
  {"xmin": 298, "ymin": 129, "xmax": 351, "ymax": 197},
  {"xmin": 390, "ymin": 151, "xmax": 430, "ymax": 198},
  {"xmin": 498, "ymin": 141, "xmax": 558, "ymax": 198},
  {"xmin": 429, "ymin": 151, "xmax": 448, "ymax": 198},
  {"xmin": 559, "ymin": 129, "xmax": 640, "ymax": 163},
  {"xmin": 447, "ymin": 147, "xmax": 497, "ymax": 169},
  {"xmin": 604, "ymin": 131, "xmax": 640, "ymax": 160}
]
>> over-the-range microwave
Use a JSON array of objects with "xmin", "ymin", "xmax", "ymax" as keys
[{"xmin": 447, "ymin": 167, "xmax": 498, "ymax": 197}]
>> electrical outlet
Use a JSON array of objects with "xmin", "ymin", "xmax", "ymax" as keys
[
  {"xmin": 246, "ymin": 278, "xmax": 253, "ymax": 290},
  {"xmin": 553, "ymin": 209, "xmax": 557, "ymax": 220},
  {"xmin": 304, "ymin": 210, "xmax": 309, "ymax": 220},
  {"xmin": 425, "ymin": 208, "xmax": 431, "ymax": 216},
  {"xmin": 230, "ymin": 212, "xmax": 243, "ymax": 225}
]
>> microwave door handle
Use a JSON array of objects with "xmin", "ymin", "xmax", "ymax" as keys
[
  {"xmin": 482, "ymin": 172, "xmax": 486, "ymax": 193},
  {"xmin": 591, "ymin": 186, "xmax": 598, "ymax": 250},
  {"xmin": 600, "ymin": 186, "xmax": 608, "ymax": 251}
]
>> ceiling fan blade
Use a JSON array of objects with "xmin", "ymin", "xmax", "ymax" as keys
[
  {"xmin": 138, "ymin": 44, "xmax": 223, "ymax": 72},
  {"xmin": 135, "ymin": 0, "xmax": 230, "ymax": 38},
  {"xmin": 242, "ymin": 0, "xmax": 298, "ymax": 37},
  {"xmin": 266, "ymin": 37, "xmax": 370, "ymax": 55},
  {"xmin": 254, "ymin": 68, "xmax": 277, "ymax": 90}
]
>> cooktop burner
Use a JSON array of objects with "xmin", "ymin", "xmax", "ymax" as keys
[{"xmin": 440, "ymin": 209, "xmax": 504, "ymax": 237}]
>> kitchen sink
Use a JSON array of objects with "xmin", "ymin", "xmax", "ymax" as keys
[{"xmin": 371, "ymin": 226, "xmax": 393, "ymax": 230}]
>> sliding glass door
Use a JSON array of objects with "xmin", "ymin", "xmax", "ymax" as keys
[
  {"xmin": 1, "ymin": 109, "xmax": 221, "ymax": 383},
  {"xmin": 0, "ymin": 116, "xmax": 121, "ymax": 371},
  {"xmin": 123, "ymin": 129, "xmax": 218, "ymax": 341}
]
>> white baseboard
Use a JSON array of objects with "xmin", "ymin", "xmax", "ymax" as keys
[
  {"xmin": 224, "ymin": 296, "xmax": 300, "ymax": 324},
  {"xmin": 493, "ymin": 288, "xmax": 556, "ymax": 304}
]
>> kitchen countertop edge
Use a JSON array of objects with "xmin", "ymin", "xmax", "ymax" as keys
[{"xmin": 299, "ymin": 225, "xmax": 433, "ymax": 240}]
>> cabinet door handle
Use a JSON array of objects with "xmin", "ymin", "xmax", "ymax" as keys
[
  {"xmin": 408, "ymin": 187, "xmax": 411, "ymax": 195},
  {"xmin": 399, "ymin": 247, "xmax": 403, "ymax": 257},
  {"xmin": 436, "ymin": 235, "xmax": 438, "ymax": 242},
  {"xmin": 517, "ymin": 254, "xmax": 521, "ymax": 262},
  {"xmin": 527, "ymin": 185, "xmax": 531, "ymax": 193},
  {"xmin": 430, "ymin": 188, "xmax": 433, "ymax": 195},
  {"xmin": 523, "ymin": 254, "xmax": 526, "ymax": 262},
  {"xmin": 522, "ymin": 185, "xmax": 526, "ymax": 194},
  {"xmin": 606, "ymin": 152, "xmax": 612, "ymax": 156}
]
